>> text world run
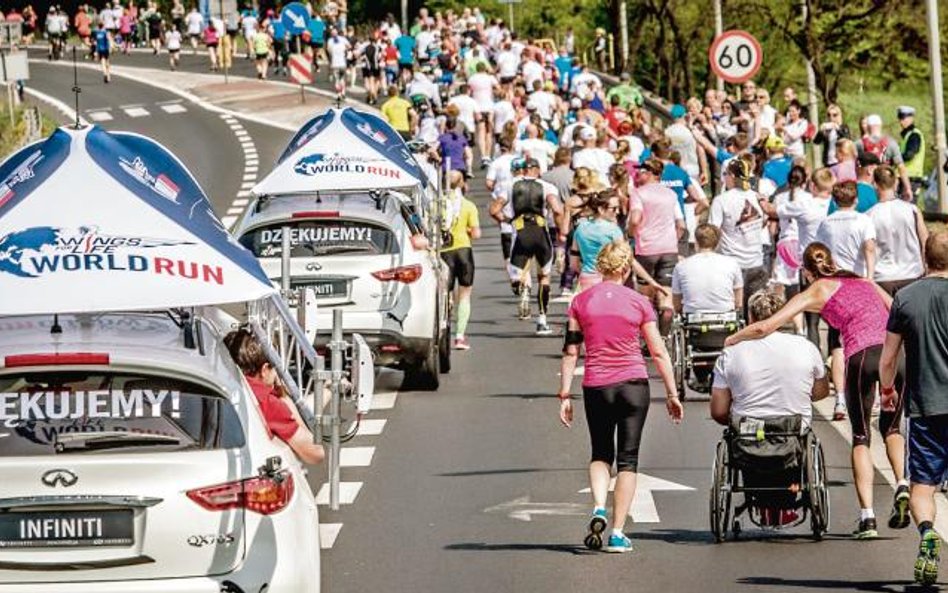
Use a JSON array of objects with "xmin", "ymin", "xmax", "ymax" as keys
[{"xmin": 24, "ymin": 254, "xmax": 224, "ymax": 285}]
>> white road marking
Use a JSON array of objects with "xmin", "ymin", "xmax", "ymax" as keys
[
  {"xmin": 371, "ymin": 392, "xmax": 397, "ymax": 410},
  {"xmin": 221, "ymin": 215, "xmax": 238, "ymax": 227},
  {"xmin": 319, "ymin": 523, "xmax": 343, "ymax": 549},
  {"xmin": 87, "ymin": 110, "xmax": 113, "ymax": 122},
  {"xmin": 226, "ymin": 207, "xmax": 243, "ymax": 215},
  {"xmin": 242, "ymin": 173, "xmax": 256, "ymax": 182},
  {"xmin": 578, "ymin": 474, "xmax": 693, "ymax": 523},
  {"xmin": 160, "ymin": 103, "xmax": 188, "ymax": 114},
  {"xmin": 356, "ymin": 418, "xmax": 387, "ymax": 436},
  {"xmin": 23, "ymin": 87, "xmax": 86, "ymax": 125},
  {"xmin": 237, "ymin": 189, "xmax": 253, "ymax": 197},
  {"xmin": 340, "ymin": 446, "xmax": 376, "ymax": 467},
  {"xmin": 232, "ymin": 198, "xmax": 250, "ymax": 206},
  {"xmin": 124, "ymin": 107, "xmax": 150, "ymax": 118},
  {"xmin": 315, "ymin": 481, "xmax": 362, "ymax": 505}
]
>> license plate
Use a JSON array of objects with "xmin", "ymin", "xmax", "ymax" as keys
[
  {"xmin": 0, "ymin": 510, "xmax": 134, "ymax": 548},
  {"xmin": 300, "ymin": 279, "xmax": 348, "ymax": 300}
]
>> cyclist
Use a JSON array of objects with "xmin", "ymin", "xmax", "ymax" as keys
[
  {"xmin": 494, "ymin": 158, "xmax": 563, "ymax": 335},
  {"xmin": 726, "ymin": 243, "xmax": 908, "ymax": 539},
  {"xmin": 440, "ymin": 171, "xmax": 481, "ymax": 351},
  {"xmin": 559, "ymin": 240, "xmax": 683, "ymax": 553}
]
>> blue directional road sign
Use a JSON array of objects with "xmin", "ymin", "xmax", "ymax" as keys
[{"xmin": 280, "ymin": 2, "xmax": 311, "ymax": 36}]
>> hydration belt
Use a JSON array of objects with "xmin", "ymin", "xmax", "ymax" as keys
[{"xmin": 512, "ymin": 214, "xmax": 547, "ymax": 231}]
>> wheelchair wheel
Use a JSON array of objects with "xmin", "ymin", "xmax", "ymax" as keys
[
  {"xmin": 805, "ymin": 433, "xmax": 830, "ymax": 540},
  {"xmin": 710, "ymin": 438, "xmax": 731, "ymax": 543}
]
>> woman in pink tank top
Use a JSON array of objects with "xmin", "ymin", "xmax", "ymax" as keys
[{"xmin": 725, "ymin": 242, "xmax": 909, "ymax": 539}]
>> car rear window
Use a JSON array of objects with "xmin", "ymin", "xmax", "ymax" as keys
[
  {"xmin": 240, "ymin": 220, "xmax": 398, "ymax": 257},
  {"xmin": 0, "ymin": 371, "xmax": 245, "ymax": 456}
]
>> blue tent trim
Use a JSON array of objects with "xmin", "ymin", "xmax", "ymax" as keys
[
  {"xmin": 276, "ymin": 109, "xmax": 336, "ymax": 165},
  {"xmin": 0, "ymin": 129, "xmax": 71, "ymax": 217},
  {"xmin": 339, "ymin": 108, "xmax": 429, "ymax": 186},
  {"xmin": 84, "ymin": 126, "xmax": 271, "ymax": 286}
]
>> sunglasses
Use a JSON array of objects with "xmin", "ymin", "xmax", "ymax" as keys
[{"xmin": 607, "ymin": 205, "xmax": 620, "ymax": 212}]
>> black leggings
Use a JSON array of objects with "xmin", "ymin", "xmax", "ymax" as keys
[
  {"xmin": 845, "ymin": 345, "xmax": 905, "ymax": 448},
  {"xmin": 583, "ymin": 379, "xmax": 650, "ymax": 472}
]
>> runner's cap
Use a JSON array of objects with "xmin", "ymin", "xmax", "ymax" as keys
[
  {"xmin": 579, "ymin": 126, "xmax": 597, "ymax": 141},
  {"xmin": 866, "ymin": 114, "xmax": 883, "ymax": 127},
  {"xmin": 897, "ymin": 106, "xmax": 916, "ymax": 119},
  {"xmin": 670, "ymin": 104, "xmax": 686, "ymax": 119},
  {"xmin": 523, "ymin": 157, "xmax": 540, "ymax": 170},
  {"xmin": 764, "ymin": 135, "xmax": 786, "ymax": 151}
]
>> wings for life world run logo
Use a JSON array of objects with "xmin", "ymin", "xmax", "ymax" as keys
[
  {"xmin": 293, "ymin": 153, "xmax": 402, "ymax": 180},
  {"xmin": 0, "ymin": 150, "xmax": 44, "ymax": 210},
  {"xmin": 0, "ymin": 226, "xmax": 225, "ymax": 285},
  {"xmin": 118, "ymin": 156, "xmax": 181, "ymax": 204}
]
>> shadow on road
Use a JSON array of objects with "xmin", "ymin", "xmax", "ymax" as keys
[
  {"xmin": 736, "ymin": 576, "xmax": 934, "ymax": 592},
  {"xmin": 444, "ymin": 542, "xmax": 595, "ymax": 556},
  {"xmin": 437, "ymin": 467, "xmax": 586, "ymax": 477}
]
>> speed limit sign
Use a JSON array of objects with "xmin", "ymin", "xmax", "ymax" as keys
[{"xmin": 709, "ymin": 30, "xmax": 762, "ymax": 84}]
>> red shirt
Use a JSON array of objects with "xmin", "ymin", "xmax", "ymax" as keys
[{"xmin": 245, "ymin": 375, "xmax": 299, "ymax": 442}]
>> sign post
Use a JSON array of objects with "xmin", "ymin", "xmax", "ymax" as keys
[
  {"xmin": 280, "ymin": 2, "xmax": 311, "ymax": 103},
  {"xmin": 708, "ymin": 30, "xmax": 762, "ymax": 85},
  {"xmin": 497, "ymin": 0, "xmax": 522, "ymax": 33},
  {"xmin": 288, "ymin": 54, "xmax": 312, "ymax": 103}
]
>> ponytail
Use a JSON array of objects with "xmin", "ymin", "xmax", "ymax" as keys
[{"xmin": 802, "ymin": 242, "xmax": 859, "ymax": 279}]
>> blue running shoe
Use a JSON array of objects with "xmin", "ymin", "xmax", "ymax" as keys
[
  {"xmin": 584, "ymin": 508, "xmax": 607, "ymax": 550},
  {"xmin": 605, "ymin": 532, "xmax": 633, "ymax": 553}
]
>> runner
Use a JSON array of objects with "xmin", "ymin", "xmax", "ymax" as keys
[
  {"xmin": 380, "ymin": 85, "xmax": 415, "ymax": 141},
  {"xmin": 165, "ymin": 25, "xmax": 182, "ymax": 70},
  {"xmin": 880, "ymin": 231, "xmax": 948, "ymax": 585},
  {"xmin": 627, "ymin": 158, "xmax": 684, "ymax": 335},
  {"xmin": 726, "ymin": 242, "xmax": 908, "ymax": 540},
  {"xmin": 495, "ymin": 158, "xmax": 563, "ymax": 334},
  {"xmin": 468, "ymin": 62, "xmax": 497, "ymax": 169},
  {"xmin": 203, "ymin": 19, "xmax": 220, "ymax": 72},
  {"xmin": 252, "ymin": 23, "xmax": 271, "ymax": 80},
  {"xmin": 240, "ymin": 8, "xmax": 258, "ymax": 59},
  {"xmin": 185, "ymin": 6, "xmax": 203, "ymax": 55},
  {"xmin": 558, "ymin": 239, "xmax": 683, "ymax": 553},
  {"xmin": 440, "ymin": 171, "xmax": 481, "ymax": 351},
  {"xmin": 326, "ymin": 27, "xmax": 351, "ymax": 96},
  {"xmin": 868, "ymin": 165, "xmax": 927, "ymax": 296},
  {"xmin": 94, "ymin": 23, "xmax": 112, "ymax": 83}
]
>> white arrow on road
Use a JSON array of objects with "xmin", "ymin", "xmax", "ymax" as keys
[
  {"xmin": 578, "ymin": 474, "xmax": 693, "ymax": 524},
  {"xmin": 484, "ymin": 496, "xmax": 588, "ymax": 522}
]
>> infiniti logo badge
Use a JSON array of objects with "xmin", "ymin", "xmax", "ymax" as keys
[
  {"xmin": 41, "ymin": 469, "xmax": 78, "ymax": 488},
  {"xmin": 306, "ymin": 262, "xmax": 322, "ymax": 271}
]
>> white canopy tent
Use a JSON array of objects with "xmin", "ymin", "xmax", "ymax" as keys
[
  {"xmin": 0, "ymin": 125, "xmax": 276, "ymax": 315},
  {"xmin": 252, "ymin": 107, "xmax": 434, "ymax": 196}
]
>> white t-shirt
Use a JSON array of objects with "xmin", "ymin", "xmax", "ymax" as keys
[
  {"xmin": 495, "ymin": 50, "xmax": 518, "ymax": 78},
  {"xmin": 185, "ymin": 11, "xmax": 203, "ymax": 35},
  {"xmin": 468, "ymin": 73, "xmax": 497, "ymax": 113},
  {"xmin": 492, "ymin": 100, "xmax": 516, "ymax": 135},
  {"xmin": 783, "ymin": 118, "xmax": 808, "ymax": 158},
  {"xmin": 572, "ymin": 147, "xmax": 613, "ymax": 186},
  {"xmin": 522, "ymin": 60, "xmax": 545, "ymax": 90},
  {"xmin": 527, "ymin": 91, "xmax": 557, "ymax": 121},
  {"xmin": 560, "ymin": 123, "xmax": 593, "ymax": 148},
  {"xmin": 671, "ymin": 252, "xmax": 743, "ymax": 313},
  {"xmin": 165, "ymin": 29, "xmax": 182, "ymax": 50},
  {"xmin": 619, "ymin": 134, "xmax": 645, "ymax": 164},
  {"xmin": 773, "ymin": 188, "xmax": 810, "ymax": 242},
  {"xmin": 708, "ymin": 188, "xmax": 765, "ymax": 269},
  {"xmin": 815, "ymin": 210, "xmax": 876, "ymax": 277},
  {"xmin": 415, "ymin": 30, "xmax": 434, "ymax": 58},
  {"xmin": 868, "ymin": 200, "xmax": 924, "ymax": 282},
  {"xmin": 448, "ymin": 94, "xmax": 477, "ymax": 134},
  {"xmin": 241, "ymin": 14, "xmax": 258, "ymax": 37},
  {"xmin": 327, "ymin": 36, "xmax": 351, "ymax": 69},
  {"xmin": 713, "ymin": 332, "xmax": 825, "ymax": 428},
  {"xmin": 665, "ymin": 122, "xmax": 701, "ymax": 180},
  {"xmin": 571, "ymin": 72, "xmax": 601, "ymax": 96},
  {"xmin": 100, "ymin": 8, "xmax": 116, "ymax": 29},
  {"xmin": 515, "ymin": 138, "xmax": 556, "ymax": 172},
  {"xmin": 777, "ymin": 193, "xmax": 830, "ymax": 256},
  {"xmin": 487, "ymin": 154, "xmax": 517, "ymax": 233}
]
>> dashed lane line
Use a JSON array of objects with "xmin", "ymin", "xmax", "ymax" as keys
[
  {"xmin": 319, "ymin": 523, "xmax": 343, "ymax": 549},
  {"xmin": 315, "ymin": 481, "xmax": 363, "ymax": 506},
  {"xmin": 340, "ymin": 446, "xmax": 376, "ymax": 468}
]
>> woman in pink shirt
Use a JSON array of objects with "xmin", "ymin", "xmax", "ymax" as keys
[
  {"xmin": 627, "ymin": 158, "xmax": 685, "ymax": 334},
  {"xmin": 725, "ymin": 243, "xmax": 908, "ymax": 539},
  {"xmin": 559, "ymin": 240, "xmax": 683, "ymax": 553}
]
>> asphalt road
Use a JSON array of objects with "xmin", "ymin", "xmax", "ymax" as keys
[{"xmin": 22, "ymin": 50, "xmax": 932, "ymax": 593}]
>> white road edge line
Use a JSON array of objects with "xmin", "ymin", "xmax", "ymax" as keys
[{"xmin": 23, "ymin": 87, "xmax": 87, "ymax": 125}]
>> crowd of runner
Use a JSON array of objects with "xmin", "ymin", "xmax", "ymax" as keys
[{"xmin": 4, "ymin": 1, "xmax": 948, "ymax": 583}]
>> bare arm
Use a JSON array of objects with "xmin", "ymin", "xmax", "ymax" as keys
[
  {"xmin": 863, "ymin": 238, "xmax": 876, "ymax": 280},
  {"xmin": 642, "ymin": 321, "xmax": 684, "ymax": 423},
  {"xmin": 915, "ymin": 206, "xmax": 930, "ymax": 261},
  {"xmin": 879, "ymin": 331, "xmax": 903, "ymax": 392},
  {"xmin": 710, "ymin": 387, "xmax": 732, "ymax": 426},
  {"xmin": 673, "ymin": 293, "xmax": 683, "ymax": 314},
  {"xmin": 733, "ymin": 287, "xmax": 744, "ymax": 311},
  {"xmin": 871, "ymin": 280, "xmax": 894, "ymax": 310},
  {"xmin": 558, "ymin": 317, "xmax": 581, "ymax": 428},
  {"xmin": 725, "ymin": 282, "xmax": 828, "ymax": 346},
  {"xmin": 811, "ymin": 377, "xmax": 830, "ymax": 402},
  {"xmin": 687, "ymin": 183, "xmax": 709, "ymax": 215}
]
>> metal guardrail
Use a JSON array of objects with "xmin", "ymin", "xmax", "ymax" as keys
[{"xmin": 594, "ymin": 69, "xmax": 672, "ymax": 122}]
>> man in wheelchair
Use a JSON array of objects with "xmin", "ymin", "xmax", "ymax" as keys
[
  {"xmin": 669, "ymin": 224, "xmax": 744, "ymax": 392},
  {"xmin": 710, "ymin": 291, "xmax": 830, "ymax": 534}
]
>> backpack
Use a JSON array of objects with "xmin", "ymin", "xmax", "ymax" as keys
[{"xmin": 861, "ymin": 136, "xmax": 889, "ymax": 162}]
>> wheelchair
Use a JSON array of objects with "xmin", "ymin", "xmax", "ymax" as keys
[
  {"xmin": 668, "ymin": 311, "xmax": 743, "ymax": 397},
  {"xmin": 709, "ymin": 415, "xmax": 830, "ymax": 542}
]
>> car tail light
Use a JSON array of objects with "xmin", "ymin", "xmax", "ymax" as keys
[
  {"xmin": 4, "ymin": 352, "xmax": 110, "ymax": 367},
  {"xmin": 292, "ymin": 211, "xmax": 339, "ymax": 218},
  {"xmin": 372, "ymin": 264, "xmax": 422, "ymax": 283},
  {"xmin": 187, "ymin": 473, "xmax": 295, "ymax": 515}
]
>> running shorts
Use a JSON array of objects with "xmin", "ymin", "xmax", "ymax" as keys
[
  {"xmin": 845, "ymin": 345, "xmax": 904, "ymax": 448},
  {"xmin": 441, "ymin": 247, "xmax": 475, "ymax": 289},
  {"xmin": 583, "ymin": 379, "xmax": 650, "ymax": 472},
  {"xmin": 510, "ymin": 225, "xmax": 553, "ymax": 275},
  {"xmin": 909, "ymin": 415, "xmax": 948, "ymax": 485},
  {"xmin": 634, "ymin": 253, "xmax": 677, "ymax": 287}
]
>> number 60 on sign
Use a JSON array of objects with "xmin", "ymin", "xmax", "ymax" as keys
[{"xmin": 708, "ymin": 30, "xmax": 762, "ymax": 84}]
